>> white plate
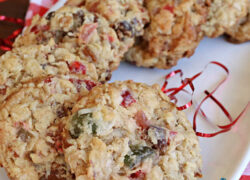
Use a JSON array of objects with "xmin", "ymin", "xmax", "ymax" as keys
[
  {"xmin": 0, "ymin": 1, "xmax": 249, "ymax": 179},
  {"xmin": 111, "ymin": 37, "xmax": 250, "ymax": 180}
]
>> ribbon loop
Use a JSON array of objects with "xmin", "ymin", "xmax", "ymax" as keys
[{"xmin": 161, "ymin": 61, "xmax": 249, "ymax": 137}]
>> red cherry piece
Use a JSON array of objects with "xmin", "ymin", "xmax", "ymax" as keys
[
  {"xmin": 130, "ymin": 170, "xmax": 145, "ymax": 179},
  {"xmin": 30, "ymin": 25, "xmax": 38, "ymax": 33},
  {"xmin": 108, "ymin": 35, "xmax": 114, "ymax": 43},
  {"xmin": 134, "ymin": 110, "xmax": 150, "ymax": 130},
  {"xmin": 79, "ymin": 23, "xmax": 98, "ymax": 43},
  {"xmin": 120, "ymin": 90, "xmax": 136, "ymax": 108},
  {"xmin": 55, "ymin": 140, "xmax": 63, "ymax": 154},
  {"xmin": 163, "ymin": 5, "xmax": 174, "ymax": 13},
  {"xmin": 44, "ymin": 77, "xmax": 52, "ymax": 83},
  {"xmin": 69, "ymin": 61, "xmax": 86, "ymax": 75}
]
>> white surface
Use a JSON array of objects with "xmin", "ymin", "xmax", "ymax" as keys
[
  {"xmin": 1, "ymin": 0, "xmax": 250, "ymax": 179},
  {"xmin": 111, "ymin": 37, "xmax": 250, "ymax": 180}
]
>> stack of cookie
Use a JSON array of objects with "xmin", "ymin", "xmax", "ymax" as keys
[
  {"xmin": 1, "ymin": 0, "xmax": 248, "ymax": 179},
  {"xmin": 0, "ymin": 1, "xmax": 202, "ymax": 180}
]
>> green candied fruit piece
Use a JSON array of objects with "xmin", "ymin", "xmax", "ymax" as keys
[
  {"xmin": 92, "ymin": 123, "xmax": 97, "ymax": 135},
  {"xmin": 124, "ymin": 145, "xmax": 154, "ymax": 169},
  {"xmin": 70, "ymin": 112, "xmax": 92, "ymax": 139}
]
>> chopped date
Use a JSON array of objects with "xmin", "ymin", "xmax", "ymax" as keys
[
  {"xmin": 17, "ymin": 128, "xmax": 31, "ymax": 142},
  {"xmin": 54, "ymin": 30, "xmax": 67, "ymax": 43},
  {"xmin": 124, "ymin": 145, "xmax": 154, "ymax": 169},
  {"xmin": 46, "ymin": 11, "xmax": 55, "ymax": 20},
  {"xmin": 68, "ymin": 61, "xmax": 86, "ymax": 75},
  {"xmin": 56, "ymin": 106, "xmax": 68, "ymax": 118},
  {"xmin": 148, "ymin": 126, "xmax": 167, "ymax": 154},
  {"xmin": 116, "ymin": 21, "xmax": 134, "ymax": 40},
  {"xmin": 73, "ymin": 10, "xmax": 85, "ymax": 29},
  {"xmin": 0, "ymin": 86, "xmax": 7, "ymax": 95},
  {"xmin": 39, "ymin": 169, "xmax": 67, "ymax": 180},
  {"xmin": 120, "ymin": 90, "xmax": 136, "ymax": 108},
  {"xmin": 195, "ymin": 171, "xmax": 203, "ymax": 178}
]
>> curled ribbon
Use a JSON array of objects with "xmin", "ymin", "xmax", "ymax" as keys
[
  {"xmin": 0, "ymin": 15, "xmax": 24, "ymax": 51},
  {"xmin": 161, "ymin": 61, "xmax": 250, "ymax": 137}
]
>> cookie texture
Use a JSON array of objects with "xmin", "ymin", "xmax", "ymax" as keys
[
  {"xmin": 225, "ymin": 2, "xmax": 250, "ymax": 43},
  {"xmin": 0, "ymin": 44, "xmax": 98, "ymax": 104},
  {"xmin": 63, "ymin": 81, "xmax": 202, "ymax": 180},
  {"xmin": 125, "ymin": 0, "xmax": 207, "ymax": 69},
  {"xmin": 14, "ymin": 6, "xmax": 122, "ymax": 82},
  {"xmin": 202, "ymin": 0, "xmax": 248, "ymax": 38},
  {"xmin": 66, "ymin": 0, "xmax": 149, "ymax": 50},
  {"xmin": 0, "ymin": 77, "xmax": 91, "ymax": 180}
]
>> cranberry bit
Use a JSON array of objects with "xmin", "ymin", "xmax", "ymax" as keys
[
  {"xmin": 44, "ymin": 77, "xmax": 52, "ymax": 83},
  {"xmin": 108, "ymin": 35, "xmax": 114, "ymax": 43},
  {"xmin": 84, "ymin": 80, "xmax": 97, "ymax": 91},
  {"xmin": 68, "ymin": 61, "xmax": 86, "ymax": 75},
  {"xmin": 130, "ymin": 170, "xmax": 145, "ymax": 179},
  {"xmin": 120, "ymin": 90, "xmax": 136, "ymax": 108},
  {"xmin": 163, "ymin": 5, "xmax": 174, "ymax": 13}
]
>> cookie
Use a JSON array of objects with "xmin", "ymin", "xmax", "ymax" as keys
[
  {"xmin": 63, "ymin": 81, "xmax": 202, "ymax": 179},
  {"xmin": 0, "ymin": 44, "xmax": 98, "ymax": 104},
  {"xmin": 66, "ymin": 0, "xmax": 149, "ymax": 50},
  {"xmin": 0, "ymin": 76, "xmax": 95, "ymax": 180},
  {"xmin": 125, "ymin": 0, "xmax": 207, "ymax": 69},
  {"xmin": 201, "ymin": 0, "xmax": 248, "ymax": 38},
  {"xmin": 225, "ymin": 2, "xmax": 250, "ymax": 43},
  {"xmin": 13, "ymin": 6, "xmax": 122, "ymax": 82}
]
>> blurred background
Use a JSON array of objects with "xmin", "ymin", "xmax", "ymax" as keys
[{"xmin": 0, "ymin": 0, "xmax": 29, "ymax": 55}]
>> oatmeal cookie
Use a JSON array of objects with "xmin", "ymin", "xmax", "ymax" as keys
[
  {"xmin": 125, "ymin": 0, "xmax": 207, "ymax": 69},
  {"xmin": 13, "ymin": 6, "xmax": 121, "ymax": 81},
  {"xmin": 0, "ymin": 44, "xmax": 98, "ymax": 104},
  {"xmin": 63, "ymin": 81, "xmax": 202, "ymax": 179},
  {"xmin": 225, "ymin": 2, "xmax": 250, "ymax": 43},
  {"xmin": 0, "ymin": 76, "xmax": 94, "ymax": 180},
  {"xmin": 66, "ymin": 0, "xmax": 149, "ymax": 49},
  {"xmin": 202, "ymin": 0, "xmax": 248, "ymax": 37}
]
